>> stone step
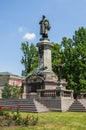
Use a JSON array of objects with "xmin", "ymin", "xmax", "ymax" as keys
[
  {"xmin": 68, "ymin": 109, "xmax": 86, "ymax": 112},
  {"xmin": 34, "ymin": 99, "xmax": 49, "ymax": 112},
  {"xmin": 0, "ymin": 99, "xmax": 50, "ymax": 112},
  {"xmin": 0, "ymin": 99, "xmax": 37, "ymax": 112},
  {"xmin": 68, "ymin": 100, "xmax": 86, "ymax": 112}
]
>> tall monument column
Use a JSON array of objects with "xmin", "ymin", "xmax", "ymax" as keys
[
  {"xmin": 37, "ymin": 15, "xmax": 57, "ymax": 89},
  {"xmin": 37, "ymin": 15, "xmax": 52, "ymax": 72},
  {"xmin": 37, "ymin": 39, "xmax": 53, "ymax": 72}
]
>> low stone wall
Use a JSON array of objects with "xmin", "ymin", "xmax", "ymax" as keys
[
  {"xmin": 36, "ymin": 97, "xmax": 74, "ymax": 112},
  {"xmin": 36, "ymin": 97, "xmax": 62, "ymax": 111},
  {"xmin": 61, "ymin": 97, "xmax": 74, "ymax": 111}
]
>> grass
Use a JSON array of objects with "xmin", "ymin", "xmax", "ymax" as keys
[{"xmin": 0, "ymin": 112, "xmax": 86, "ymax": 130}]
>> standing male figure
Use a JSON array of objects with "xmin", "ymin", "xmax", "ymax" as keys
[{"xmin": 39, "ymin": 15, "xmax": 51, "ymax": 39}]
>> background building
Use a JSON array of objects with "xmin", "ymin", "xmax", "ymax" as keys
[{"xmin": 0, "ymin": 72, "xmax": 23, "ymax": 98}]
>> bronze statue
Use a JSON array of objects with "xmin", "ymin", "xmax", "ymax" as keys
[
  {"xmin": 27, "ymin": 64, "xmax": 47, "ymax": 80},
  {"xmin": 39, "ymin": 15, "xmax": 51, "ymax": 39}
]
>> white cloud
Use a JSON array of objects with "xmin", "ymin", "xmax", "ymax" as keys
[
  {"xmin": 23, "ymin": 33, "xmax": 36, "ymax": 40},
  {"xmin": 18, "ymin": 27, "xmax": 23, "ymax": 32}
]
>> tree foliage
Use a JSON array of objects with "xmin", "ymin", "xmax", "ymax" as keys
[
  {"xmin": 2, "ymin": 84, "xmax": 20, "ymax": 99},
  {"xmin": 61, "ymin": 27, "xmax": 86, "ymax": 95},
  {"xmin": 21, "ymin": 42, "xmax": 38, "ymax": 76},
  {"xmin": 51, "ymin": 42, "xmax": 61, "ymax": 74}
]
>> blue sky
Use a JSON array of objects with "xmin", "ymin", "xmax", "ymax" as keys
[{"xmin": 0, "ymin": 0, "xmax": 86, "ymax": 76}]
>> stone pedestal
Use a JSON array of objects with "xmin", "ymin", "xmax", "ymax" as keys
[
  {"xmin": 37, "ymin": 39, "xmax": 58, "ymax": 90},
  {"xmin": 43, "ymin": 71, "xmax": 57, "ymax": 89},
  {"xmin": 37, "ymin": 39, "xmax": 53, "ymax": 72}
]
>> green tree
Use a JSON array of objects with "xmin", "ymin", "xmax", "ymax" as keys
[
  {"xmin": 61, "ymin": 27, "xmax": 86, "ymax": 96},
  {"xmin": 73, "ymin": 27, "xmax": 86, "ymax": 94},
  {"xmin": 51, "ymin": 43, "xmax": 61, "ymax": 74},
  {"xmin": 2, "ymin": 84, "xmax": 20, "ymax": 99},
  {"xmin": 21, "ymin": 42, "xmax": 38, "ymax": 76},
  {"xmin": 61, "ymin": 37, "xmax": 76, "ymax": 89},
  {"xmin": 2, "ymin": 84, "xmax": 11, "ymax": 98},
  {"xmin": 11, "ymin": 85, "xmax": 21, "ymax": 98}
]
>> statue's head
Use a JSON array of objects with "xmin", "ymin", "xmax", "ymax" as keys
[{"xmin": 42, "ymin": 15, "xmax": 46, "ymax": 19}]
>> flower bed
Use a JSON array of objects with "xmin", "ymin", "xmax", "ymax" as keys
[{"xmin": 0, "ymin": 105, "xmax": 38, "ymax": 127}]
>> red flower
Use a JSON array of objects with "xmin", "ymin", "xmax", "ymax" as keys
[
  {"xmin": 0, "ymin": 105, "xmax": 3, "ymax": 110},
  {"xmin": 18, "ymin": 104, "xmax": 21, "ymax": 109},
  {"xmin": 8, "ymin": 105, "xmax": 13, "ymax": 110}
]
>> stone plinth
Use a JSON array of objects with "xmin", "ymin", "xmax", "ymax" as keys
[
  {"xmin": 43, "ymin": 71, "xmax": 57, "ymax": 89},
  {"xmin": 37, "ymin": 39, "xmax": 53, "ymax": 72},
  {"xmin": 37, "ymin": 39, "xmax": 58, "ymax": 90}
]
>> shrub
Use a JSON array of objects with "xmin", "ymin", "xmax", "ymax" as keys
[
  {"xmin": 29, "ymin": 115, "xmax": 38, "ymax": 126},
  {"xmin": 22, "ymin": 115, "xmax": 29, "ymax": 126},
  {"xmin": 0, "ymin": 104, "xmax": 38, "ymax": 127}
]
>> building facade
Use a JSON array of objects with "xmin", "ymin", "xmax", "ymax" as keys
[{"xmin": 0, "ymin": 72, "xmax": 23, "ymax": 98}]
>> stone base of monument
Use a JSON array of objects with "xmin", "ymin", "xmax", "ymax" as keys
[
  {"xmin": 37, "ymin": 80, "xmax": 73, "ymax": 99},
  {"xmin": 36, "ymin": 78, "xmax": 74, "ymax": 112},
  {"xmin": 43, "ymin": 71, "xmax": 58, "ymax": 89},
  {"xmin": 36, "ymin": 90, "xmax": 74, "ymax": 112},
  {"xmin": 36, "ymin": 97, "xmax": 74, "ymax": 112},
  {"xmin": 22, "ymin": 92, "xmax": 38, "ymax": 99},
  {"xmin": 56, "ymin": 86, "xmax": 73, "ymax": 99}
]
